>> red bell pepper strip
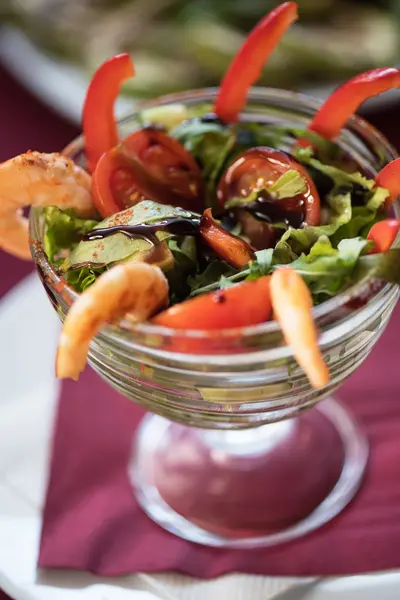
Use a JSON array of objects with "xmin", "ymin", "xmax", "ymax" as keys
[
  {"xmin": 153, "ymin": 276, "xmax": 272, "ymax": 330},
  {"xmin": 367, "ymin": 219, "xmax": 400, "ymax": 254},
  {"xmin": 375, "ymin": 158, "xmax": 400, "ymax": 206},
  {"xmin": 214, "ymin": 2, "xmax": 298, "ymax": 124},
  {"xmin": 200, "ymin": 208, "xmax": 255, "ymax": 268},
  {"xmin": 83, "ymin": 53, "xmax": 135, "ymax": 173},
  {"xmin": 307, "ymin": 67, "xmax": 400, "ymax": 141}
]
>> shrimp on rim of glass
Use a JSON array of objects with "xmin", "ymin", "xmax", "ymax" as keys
[
  {"xmin": 56, "ymin": 261, "xmax": 169, "ymax": 381},
  {"xmin": 0, "ymin": 151, "xmax": 94, "ymax": 260}
]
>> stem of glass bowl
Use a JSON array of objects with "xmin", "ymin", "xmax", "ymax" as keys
[{"xmin": 130, "ymin": 398, "xmax": 368, "ymax": 548}]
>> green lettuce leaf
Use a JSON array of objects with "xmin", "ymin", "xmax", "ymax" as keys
[
  {"xmin": 226, "ymin": 169, "xmax": 308, "ymax": 210},
  {"xmin": 64, "ymin": 265, "xmax": 106, "ymax": 293},
  {"xmin": 354, "ymin": 249, "xmax": 400, "ymax": 285},
  {"xmin": 43, "ymin": 207, "xmax": 99, "ymax": 263},
  {"xmin": 189, "ymin": 237, "xmax": 371, "ymax": 303},
  {"xmin": 63, "ymin": 201, "xmax": 196, "ymax": 270},
  {"xmin": 166, "ymin": 237, "xmax": 198, "ymax": 304},
  {"xmin": 171, "ymin": 120, "xmax": 284, "ymax": 207},
  {"xmin": 188, "ymin": 260, "xmax": 237, "ymax": 295},
  {"xmin": 139, "ymin": 103, "xmax": 189, "ymax": 131},
  {"xmin": 277, "ymin": 165, "xmax": 388, "ymax": 256},
  {"xmin": 289, "ymin": 237, "xmax": 369, "ymax": 301},
  {"xmin": 246, "ymin": 249, "xmax": 274, "ymax": 280},
  {"xmin": 276, "ymin": 190, "xmax": 352, "ymax": 254}
]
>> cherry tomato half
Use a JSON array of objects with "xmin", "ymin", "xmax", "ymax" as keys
[
  {"xmin": 217, "ymin": 147, "xmax": 320, "ymax": 227},
  {"xmin": 153, "ymin": 276, "xmax": 271, "ymax": 330},
  {"xmin": 92, "ymin": 148, "xmax": 146, "ymax": 217},
  {"xmin": 92, "ymin": 128, "xmax": 204, "ymax": 218}
]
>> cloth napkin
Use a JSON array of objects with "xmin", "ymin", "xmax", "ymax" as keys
[{"xmin": 38, "ymin": 303, "xmax": 400, "ymax": 578}]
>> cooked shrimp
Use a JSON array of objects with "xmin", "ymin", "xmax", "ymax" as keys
[
  {"xmin": 0, "ymin": 151, "xmax": 94, "ymax": 260},
  {"xmin": 270, "ymin": 267, "xmax": 330, "ymax": 389},
  {"xmin": 56, "ymin": 262, "xmax": 169, "ymax": 380}
]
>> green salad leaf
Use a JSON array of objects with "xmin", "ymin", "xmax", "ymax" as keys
[
  {"xmin": 43, "ymin": 207, "xmax": 99, "ymax": 263},
  {"xmin": 270, "ymin": 169, "xmax": 307, "ymax": 199},
  {"xmin": 171, "ymin": 120, "xmax": 236, "ymax": 208},
  {"xmin": 226, "ymin": 169, "xmax": 308, "ymax": 210},
  {"xmin": 139, "ymin": 103, "xmax": 189, "ymax": 131},
  {"xmin": 189, "ymin": 237, "xmax": 373, "ymax": 303},
  {"xmin": 166, "ymin": 237, "xmax": 198, "ymax": 303},
  {"xmin": 354, "ymin": 249, "xmax": 400, "ymax": 285},
  {"xmin": 171, "ymin": 119, "xmax": 285, "ymax": 207},
  {"xmin": 276, "ymin": 153, "xmax": 389, "ymax": 256},
  {"xmin": 188, "ymin": 260, "xmax": 237, "ymax": 295},
  {"xmin": 64, "ymin": 265, "xmax": 106, "ymax": 294},
  {"xmin": 63, "ymin": 200, "xmax": 197, "ymax": 270},
  {"xmin": 288, "ymin": 237, "xmax": 369, "ymax": 301}
]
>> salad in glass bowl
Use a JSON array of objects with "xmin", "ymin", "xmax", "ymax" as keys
[{"xmin": 2, "ymin": 2, "xmax": 400, "ymax": 546}]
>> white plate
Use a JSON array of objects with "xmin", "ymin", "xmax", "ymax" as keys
[
  {"xmin": 0, "ymin": 271, "xmax": 399, "ymax": 600},
  {"xmin": 1, "ymin": 27, "xmax": 398, "ymax": 127}
]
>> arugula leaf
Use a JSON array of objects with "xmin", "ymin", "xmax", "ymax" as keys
[
  {"xmin": 171, "ymin": 120, "xmax": 235, "ymax": 208},
  {"xmin": 189, "ymin": 237, "xmax": 371, "ymax": 303},
  {"xmin": 64, "ymin": 265, "xmax": 106, "ymax": 293},
  {"xmin": 246, "ymin": 249, "xmax": 273, "ymax": 280},
  {"xmin": 171, "ymin": 119, "xmax": 285, "ymax": 208},
  {"xmin": 272, "ymin": 241, "xmax": 298, "ymax": 264},
  {"xmin": 166, "ymin": 237, "xmax": 198, "ymax": 303},
  {"xmin": 188, "ymin": 260, "xmax": 238, "ymax": 295},
  {"xmin": 43, "ymin": 207, "xmax": 99, "ymax": 263}
]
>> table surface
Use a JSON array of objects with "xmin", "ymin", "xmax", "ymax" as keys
[{"xmin": 0, "ymin": 61, "xmax": 400, "ymax": 600}]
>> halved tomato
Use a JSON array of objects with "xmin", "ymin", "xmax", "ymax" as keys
[
  {"xmin": 92, "ymin": 128, "xmax": 204, "ymax": 218},
  {"xmin": 217, "ymin": 147, "xmax": 320, "ymax": 227},
  {"xmin": 92, "ymin": 149, "xmax": 146, "ymax": 217}
]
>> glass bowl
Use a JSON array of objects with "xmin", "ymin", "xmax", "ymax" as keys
[{"xmin": 29, "ymin": 89, "xmax": 399, "ymax": 548}]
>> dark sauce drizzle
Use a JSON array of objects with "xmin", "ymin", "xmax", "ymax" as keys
[
  {"xmin": 239, "ymin": 191, "xmax": 305, "ymax": 229},
  {"xmin": 82, "ymin": 217, "xmax": 201, "ymax": 246}
]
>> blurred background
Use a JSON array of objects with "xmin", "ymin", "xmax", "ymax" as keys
[{"xmin": 0, "ymin": 0, "xmax": 399, "ymax": 125}]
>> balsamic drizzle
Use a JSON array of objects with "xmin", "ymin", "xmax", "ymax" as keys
[
  {"xmin": 82, "ymin": 217, "xmax": 201, "ymax": 245},
  {"xmin": 239, "ymin": 191, "xmax": 305, "ymax": 229}
]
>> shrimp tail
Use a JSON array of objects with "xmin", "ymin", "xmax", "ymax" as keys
[
  {"xmin": 56, "ymin": 262, "xmax": 169, "ymax": 380},
  {"xmin": 0, "ymin": 151, "xmax": 94, "ymax": 260},
  {"xmin": 270, "ymin": 267, "xmax": 330, "ymax": 389}
]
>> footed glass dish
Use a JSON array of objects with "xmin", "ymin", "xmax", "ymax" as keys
[{"xmin": 30, "ymin": 89, "xmax": 399, "ymax": 548}]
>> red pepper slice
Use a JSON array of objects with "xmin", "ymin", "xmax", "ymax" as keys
[
  {"xmin": 375, "ymin": 158, "xmax": 400, "ymax": 206},
  {"xmin": 214, "ymin": 2, "xmax": 298, "ymax": 124},
  {"xmin": 83, "ymin": 54, "xmax": 135, "ymax": 173},
  {"xmin": 367, "ymin": 219, "xmax": 400, "ymax": 254},
  {"xmin": 200, "ymin": 208, "xmax": 255, "ymax": 268},
  {"xmin": 307, "ymin": 67, "xmax": 400, "ymax": 141},
  {"xmin": 153, "ymin": 276, "xmax": 271, "ymax": 330}
]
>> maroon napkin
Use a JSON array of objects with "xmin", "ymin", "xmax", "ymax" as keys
[{"xmin": 38, "ymin": 304, "xmax": 400, "ymax": 578}]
